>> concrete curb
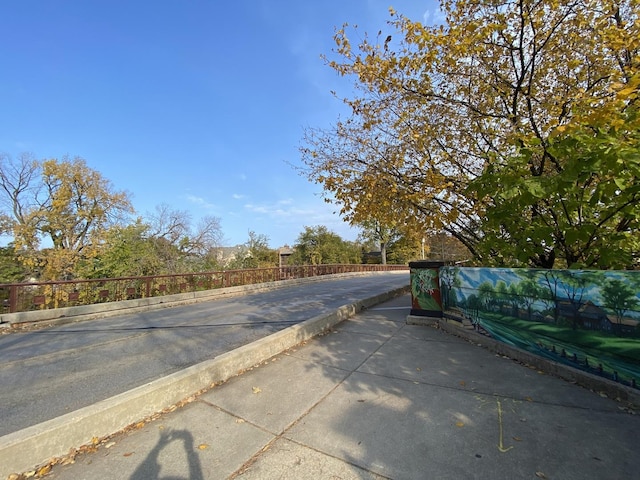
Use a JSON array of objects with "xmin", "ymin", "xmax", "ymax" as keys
[
  {"xmin": 0, "ymin": 285, "xmax": 409, "ymax": 478},
  {"xmin": 1, "ymin": 271, "xmax": 401, "ymax": 328},
  {"xmin": 408, "ymin": 314, "xmax": 640, "ymax": 409}
]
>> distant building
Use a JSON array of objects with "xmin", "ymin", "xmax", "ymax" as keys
[
  {"xmin": 278, "ymin": 245, "xmax": 293, "ymax": 267},
  {"xmin": 211, "ymin": 246, "xmax": 242, "ymax": 267}
]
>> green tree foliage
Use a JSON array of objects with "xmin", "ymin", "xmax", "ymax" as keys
[
  {"xmin": 301, "ymin": 0, "xmax": 639, "ymax": 269},
  {"xmin": 76, "ymin": 222, "xmax": 162, "ymax": 278},
  {"xmin": 470, "ymin": 83, "xmax": 640, "ymax": 268},
  {"xmin": 0, "ymin": 244, "xmax": 27, "ymax": 282},
  {"xmin": 81, "ymin": 208, "xmax": 224, "ymax": 278},
  {"xmin": 228, "ymin": 231, "xmax": 278, "ymax": 269},
  {"xmin": 290, "ymin": 225, "xmax": 361, "ymax": 265}
]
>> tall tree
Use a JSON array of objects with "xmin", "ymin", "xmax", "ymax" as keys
[
  {"xmin": 301, "ymin": 0, "xmax": 639, "ymax": 268},
  {"xmin": 1, "ymin": 155, "xmax": 133, "ymax": 279},
  {"xmin": 144, "ymin": 204, "xmax": 223, "ymax": 273},
  {"xmin": 0, "ymin": 152, "xmax": 41, "ymax": 249},
  {"xmin": 357, "ymin": 219, "xmax": 402, "ymax": 264}
]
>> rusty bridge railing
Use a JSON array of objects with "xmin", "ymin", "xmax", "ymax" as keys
[{"xmin": 0, "ymin": 264, "xmax": 408, "ymax": 314}]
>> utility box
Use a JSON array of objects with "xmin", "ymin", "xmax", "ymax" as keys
[{"xmin": 408, "ymin": 261, "xmax": 444, "ymax": 321}]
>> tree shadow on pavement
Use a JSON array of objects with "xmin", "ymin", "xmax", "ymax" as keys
[{"xmin": 282, "ymin": 296, "xmax": 640, "ymax": 479}]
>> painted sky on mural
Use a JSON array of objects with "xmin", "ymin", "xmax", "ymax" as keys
[{"xmin": 1, "ymin": 1, "xmax": 443, "ymax": 248}]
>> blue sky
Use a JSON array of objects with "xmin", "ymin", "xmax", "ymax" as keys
[{"xmin": 1, "ymin": 0, "xmax": 439, "ymax": 248}]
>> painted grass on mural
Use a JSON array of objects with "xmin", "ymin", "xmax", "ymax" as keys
[{"xmin": 479, "ymin": 313, "xmax": 640, "ymax": 385}]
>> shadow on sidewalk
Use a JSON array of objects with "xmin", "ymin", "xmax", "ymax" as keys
[
  {"xmin": 283, "ymin": 299, "xmax": 640, "ymax": 479},
  {"xmin": 129, "ymin": 429, "xmax": 204, "ymax": 480}
]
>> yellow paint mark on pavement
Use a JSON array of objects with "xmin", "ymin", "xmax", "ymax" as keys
[{"xmin": 497, "ymin": 399, "xmax": 514, "ymax": 453}]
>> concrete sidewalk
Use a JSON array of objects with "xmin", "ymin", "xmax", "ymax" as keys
[{"xmin": 29, "ymin": 294, "xmax": 640, "ymax": 479}]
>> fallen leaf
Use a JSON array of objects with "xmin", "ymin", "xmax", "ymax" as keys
[
  {"xmin": 252, "ymin": 386, "xmax": 262, "ymax": 394},
  {"xmin": 91, "ymin": 436, "xmax": 100, "ymax": 445},
  {"xmin": 24, "ymin": 471, "xmax": 36, "ymax": 478},
  {"xmin": 198, "ymin": 443, "xmax": 209, "ymax": 450},
  {"xmin": 123, "ymin": 452, "xmax": 134, "ymax": 457},
  {"xmin": 459, "ymin": 381, "xmax": 466, "ymax": 386},
  {"xmin": 36, "ymin": 465, "xmax": 51, "ymax": 477},
  {"xmin": 455, "ymin": 421, "xmax": 465, "ymax": 427}
]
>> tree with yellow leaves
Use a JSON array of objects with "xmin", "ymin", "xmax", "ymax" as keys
[
  {"xmin": 301, "ymin": 0, "xmax": 639, "ymax": 268},
  {"xmin": 1, "ymin": 155, "xmax": 133, "ymax": 279}
]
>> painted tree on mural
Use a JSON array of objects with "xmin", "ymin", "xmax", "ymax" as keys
[
  {"xmin": 439, "ymin": 266, "xmax": 461, "ymax": 309},
  {"xmin": 518, "ymin": 278, "xmax": 544, "ymax": 321},
  {"xmin": 601, "ymin": 279, "xmax": 640, "ymax": 324},
  {"xmin": 301, "ymin": 0, "xmax": 639, "ymax": 269}
]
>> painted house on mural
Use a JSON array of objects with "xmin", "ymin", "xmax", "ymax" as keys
[{"xmin": 556, "ymin": 299, "xmax": 639, "ymax": 335}]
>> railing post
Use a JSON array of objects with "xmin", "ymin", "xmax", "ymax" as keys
[{"xmin": 9, "ymin": 285, "xmax": 18, "ymax": 313}]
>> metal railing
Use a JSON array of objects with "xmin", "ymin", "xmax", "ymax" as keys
[{"xmin": 0, "ymin": 264, "xmax": 408, "ymax": 314}]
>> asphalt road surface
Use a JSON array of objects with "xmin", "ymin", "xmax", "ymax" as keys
[{"xmin": 0, "ymin": 272, "xmax": 408, "ymax": 437}]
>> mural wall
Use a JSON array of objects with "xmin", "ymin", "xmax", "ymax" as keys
[{"xmin": 439, "ymin": 267, "xmax": 640, "ymax": 390}]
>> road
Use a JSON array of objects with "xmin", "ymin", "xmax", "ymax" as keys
[{"xmin": 0, "ymin": 272, "xmax": 408, "ymax": 437}]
